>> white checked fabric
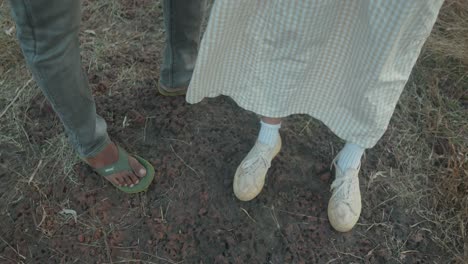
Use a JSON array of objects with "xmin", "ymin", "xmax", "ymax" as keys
[{"xmin": 186, "ymin": 0, "xmax": 443, "ymax": 148}]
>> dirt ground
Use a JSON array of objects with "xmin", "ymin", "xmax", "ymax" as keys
[
  {"xmin": 0, "ymin": 94, "xmax": 448, "ymax": 264},
  {"xmin": 0, "ymin": 0, "xmax": 466, "ymax": 263}
]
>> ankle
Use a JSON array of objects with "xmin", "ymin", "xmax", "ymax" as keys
[
  {"xmin": 261, "ymin": 117, "xmax": 282, "ymax": 125},
  {"xmin": 86, "ymin": 142, "xmax": 118, "ymax": 168},
  {"xmin": 337, "ymin": 143, "xmax": 364, "ymax": 172},
  {"xmin": 258, "ymin": 120, "xmax": 281, "ymax": 146}
]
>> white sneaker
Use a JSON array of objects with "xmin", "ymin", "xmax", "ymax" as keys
[
  {"xmin": 327, "ymin": 165, "xmax": 362, "ymax": 232},
  {"xmin": 233, "ymin": 137, "xmax": 282, "ymax": 201}
]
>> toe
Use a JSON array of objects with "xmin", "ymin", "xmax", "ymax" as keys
[
  {"xmin": 121, "ymin": 173, "xmax": 133, "ymax": 187},
  {"xmin": 112, "ymin": 175, "xmax": 125, "ymax": 187},
  {"xmin": 128, "ymin": 172, "xmax": 140, "ymax": 186},
  {"xmin": 129, "ymin": 156, "xmax": 146, "ymax": 178}
]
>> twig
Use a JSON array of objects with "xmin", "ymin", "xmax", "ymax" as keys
[
  {"xmin": 0, "ymin": 254, "xmax": 18, "ymax": 263},
  {"xmin": 143, "ymin": 116, "xmax": 156, "ymax": 142},
  {"xmin": 0, "ymin": 235, "xmax": 26, "ymax": 260},
  {"xmin": 325, "ymin": 257, "xmax": 341, "ymax": 264},
  {"xmin": 160, "ymin": 205, "xmax": 165, "ymax": 223},
  {"xmin": 162, "ymin": 137, "xmax": 192, "ymax": 146},
  {"xmin": 77, "ymin": 243, "xmax": 138, "ymax": 250},
  {"xmin": 269, "ymin": 205, "xmax": 281, "ymax": 229},
  {"xmin": 170, "ymin": 144, "xmax": 200, "ymax": 178},
  {"xmin": 113, "ymin": 259, "xmax": 159, "ymax": 264},
  {"xmin": 37, "ymin": 205, "xmax": 47, "ymax": 228},
  {"xmin": 371, "ymin": 195, "xmax": 398, "ymax": 210},
  {"xmin": 365, "ymin": 245, "xmax": 380, "ymax": 258},
  {"xmin": 28, "ymin": 159, "xmax": 43, "ymax": 184},
  {"xmin": 240, "ymin": 207, "xmax": 257, "ymax": 223},
  {"xmin": 122, "ymin": 115, "xmax": 129, "ymax": 128},
  {"xmin": 0, "ymin": 162, "xmax": 25, "ymax": 177},
  {"xmin": 103, "ymin": 232, "xmax": 113, "ymax": 264},
  {"xmin": 0, "ymin": 78, "xmax": 33, "ymax": 119},
  {"xmin": 269, "ymin": 207, "xmax": 328, "ymax": 221},
  {"xmin": 331, "ymin": 239, "xmax": 364, "ymax": 261},
  {"xmin": 400, "ymin": 250, "xmax": 419, "ymax": 254},
  {"xmin": 164, "ymin": 199, "xmax": 172, "ymax": 221},
  {"xmin": 298, "ymin": 118, "xmax": 312, "ymax": 135},
  {"xmin": 410, "ymin": 220, "xmax": 429, "ymax": 228},
  {"xmin": 123, "ymin": 250, "xmax": 182, "ymax": 264}
]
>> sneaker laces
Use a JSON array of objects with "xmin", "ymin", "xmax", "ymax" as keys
[
  {"xmin": 240, "ymin": 144, "xmax": 272, "ymax": 177},
  {"xmin": 330, "ymin": 160, "xmax": 360, "ymax": 215},
  {"xmin": 330, "ymin": 176, "xmax": 356, "ymax": 201}
]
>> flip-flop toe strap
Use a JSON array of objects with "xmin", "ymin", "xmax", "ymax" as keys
[{"xmin": 94, "ymin": 146, "xmax": 133, "ymax": 177}]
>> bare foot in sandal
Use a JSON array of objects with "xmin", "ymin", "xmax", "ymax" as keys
[{"xmin": 86, "ymin": 142, "xmax": 146, "ymax": 187}]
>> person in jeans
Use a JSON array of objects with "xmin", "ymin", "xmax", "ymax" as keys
[
  {"xmin": 8, "ymin": 0, "xmax": 205, "ymax": 193},
  {"xmin": 186, "ymin": 0, "xmax": 444, "ymax": 232}
]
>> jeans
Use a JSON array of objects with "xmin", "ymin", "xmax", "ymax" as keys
[{"xmin": 8, "ymin": 0, "xmax": 205, "ymax": 157}]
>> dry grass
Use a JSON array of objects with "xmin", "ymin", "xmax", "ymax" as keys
[
  {"xmin": 0, "ymin": 2, "xmax": 20, "ymax": 73},
  {"xmin": 0, "ymin": 0, "xmax": 467, "ymax": 262},
  {"xmin": 376, "ymin": 0, "xmax": 468, "ymax": 261}
]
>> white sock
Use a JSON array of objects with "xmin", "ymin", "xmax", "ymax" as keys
[
  {"xmin": 258, "ymin": 121, "xmax": 280, "ymax": 147},
  {"xmin": 337, "ymin": 143, "xmax": 365, "ymax": 172}
]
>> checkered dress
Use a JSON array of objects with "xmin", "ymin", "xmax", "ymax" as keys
[{"xmin": 186, "ymin": 0, "xmax": 443, "ymax": 148}]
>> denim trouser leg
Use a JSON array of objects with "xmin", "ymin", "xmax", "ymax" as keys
[
  {"xmin": 8, "ymin": 0, "xmax": 204, "ymax": 157},
  {"xmin": 160, "ymin": 0, "xmax": 206, "ymax": 88},
  {"xmin": 9, "ymin": 0, "xmax": 110, "ymax": 158}
]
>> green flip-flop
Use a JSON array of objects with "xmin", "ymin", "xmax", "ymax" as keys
[{"xmin": 84, "ymin": 146, "xmax": 155, "ymax": 194}]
